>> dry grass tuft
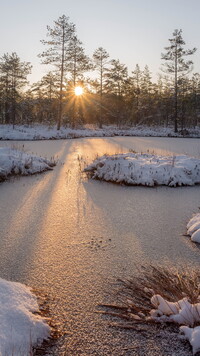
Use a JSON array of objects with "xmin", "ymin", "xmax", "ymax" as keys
[
  {"xmin": 99, "ymin": 265, "xmax": 200, "ymax": 328},
  {"xmin": 32, "ymin": 290, "xmax": 61, "ymax": 356}
]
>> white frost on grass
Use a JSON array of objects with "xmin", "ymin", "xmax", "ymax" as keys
[
  {"xmin": 85, "ymin": 153, "xmax": 200, "ymax": 187},
  {"xmin": 0, "ymin": 278, "xmax": 50, "ymax": 356},
  {"xmin": 187, "ymin": 213, "xmax": 200, "ymax": 243},
  {"xmin": 0, "ymin": 124, "xmax": 199, "ymax": 140},
  {"xmin": 150, "ymin": 294, "xmax": 200, "ymax": 355},
  {"xmin": 0, "ymin": 147, "xmax": 55, "ymax": 182}
]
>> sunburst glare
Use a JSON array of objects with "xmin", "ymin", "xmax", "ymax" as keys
[{"xmin": 74, "ymin": 86, "xmax": 84, "ymax": 96}]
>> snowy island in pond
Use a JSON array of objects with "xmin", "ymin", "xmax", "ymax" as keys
[
  {"xmin": 187, "ymin": 213, "xmax": 200, "ymax": 243},
  {"xmin": 0, "ymin": 278, "xmax": 50, "ymax": 356},
  {"xmin": 85, "ymin": 153, "xmax": 200, "ymax": 187},
  {"xmin": 0, "ymin": 147, "xmax": 55, "ymax": 182}
]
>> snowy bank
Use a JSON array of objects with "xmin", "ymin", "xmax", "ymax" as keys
[
  {"xmin": 0, "ymin": 124, "xmax": 200, "ymax": 140},
  {"xmin": 0, "ymin": 278, "xmax": 50, "ymax": 356},
  {"xmin": 85, "ymin": 153, "xmax": 200, "ymax": 187},
  {"xmin": 187, "ymin": 213, "xmax": 200, "ymax": 243},
  {"xmin": 0, "ymin": 147, "xmax": 55, "ymax": 182}
]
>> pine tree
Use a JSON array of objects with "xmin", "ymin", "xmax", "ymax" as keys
[
  {"xmin": 141, "ymin": 65, "xmax": 152, "ymax": 95},
  {"xmin": 67, "ymin": 32, "xmax": 92, "ymax": 127},
  {"xmin": 105, "ymin": 59, "xmax": 128, "ymax": 97},
  {"xmin": 31, "ymin": 72, "xmax": 59, "ymax": 123},
  {"xmin": 0, "ymin": 52, "xmax": 32, "ymax": 127},
  {"xmin": 67, "ymin": 32, "xmax": 92, "ymax": 86},
  {"xmin": 161, "ymin": 75, "xmax": 174, "ymax": 127},
  {"xmin": 131, "ymin": 64, "xmax": 142, "ymax": 111},
  {"xmin": 93, "ymin": 47, "xmax": 109, "ymax": 127},
  {"xmin": 105, "ymin": 59, "xmax": 128, "ymax": 126},
  {"xmin": 39, "ymin": 15, "xmax": 74, "ymax": 129},
  {"xmin": 129, "ymin": 64, "xmax": 142, "ymax": 124},
  {"xmin": 189, "ymin": 73, "xmax": 200, "ymax": 127},
  {"xmin": 161, "ymin": 29, "xmax": 196, "ymax": 132},
  {"xmin": 140, "ymin": 65, "xmax": 155, "ymax": 124},
  {"xmin": 32, "ymin": 72, "xmax": 58, "ymax": 99}
]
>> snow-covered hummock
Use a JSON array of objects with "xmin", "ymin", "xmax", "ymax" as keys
[
  {"xmin": 0, "ymin": 147, "xmax": 55, "ymax": 182},
  {"xmin": 180, "ymin": 326, "xmax": 200, "ymax": 355},
  {"xmin": 150, "ymin": 294, "xmax": 200, "ymax": 355},
  {"xmin": 85, "ymin": 153, "xmax": 200, "ymax": 187},
  {"xmin": 187, "ymin": 213, "xmax": 200, "ymax": 243},
  {"xmin": 0, "ymin": 278, "xmax": 50, "ymax": 356},
  {"xmin": 0, "ymin": 124, "xmax": 199, "ymax": 140}
]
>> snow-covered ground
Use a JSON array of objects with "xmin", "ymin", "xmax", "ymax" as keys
[
  {"xmin": 150, "ymin": 294, "xmax": 200, "ymax": 355},
  {"xmin": 0, "ymin": 124, "xmax": 200, "ymax": 140},
  {"xmin": 0, "ymin": 147, "xmax": 55, "ymax": 182},
  {"xmin": 85, "ymin": 153, "xmax": 200, "ymax": 187},
  {"xmin": 0, "ymin": 278, "xmax": 50, "ymax": 356},
  {"xmin": 187, "ymin": 213, "xmax": 200, "ymax": 243}
]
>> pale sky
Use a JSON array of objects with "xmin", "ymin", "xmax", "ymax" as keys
[{"xmin": 0, "ymin": 0, "xmax": 200, "ymax": 84}]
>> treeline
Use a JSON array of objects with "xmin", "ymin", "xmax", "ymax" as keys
[{"xmin": 0, "ymin": 15, "xmax": 199, "ymax": 132}]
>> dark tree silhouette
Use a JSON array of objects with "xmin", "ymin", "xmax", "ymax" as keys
[
  {"xmin": 161, "ymin": 29, "xmax": 196, "ymax": 132},
  {"xmin": 39, "ymin": 15, "xmax": 74, "ymax": 129},
  {"xmin": 93, "ymin": 47, "xmax": 110, "ymax": 127},
  {"xmin": 0, "ymin": 52, "xmax": 32, "ymax": 127}
]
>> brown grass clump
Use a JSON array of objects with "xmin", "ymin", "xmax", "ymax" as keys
[
  {"xmin": 32, "ymin": 290, "xmax": 61, "ymax": 356},
  {"xmin": 99, "ymin": 265, "xmax": 200, "ymax": 328}
]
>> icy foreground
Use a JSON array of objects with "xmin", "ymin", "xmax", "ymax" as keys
[
  {"xmin": 85, "ymin": 153, "xmax": 200, "ymax": 187},
  {"xmin": 187, "ymin": 213, "xmax": 200, "ymax": 243},
  {"xmin": 0, "ymin": 278, "xmax": 50, "ymax": 356},
  {"xmin": 0, "ymin": 124, "xmax": 200, "ymax": 140},
  {"xmin": 0, "ymin": 147, "xmax": 55, "ymax": 182},
  {"xmin": 150, "ymin": 294, "xmax": 200, "ymax": 355}
]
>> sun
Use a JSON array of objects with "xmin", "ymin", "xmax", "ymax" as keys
[{"xmin": 74, "ymin": 86, "xmax": 84, "ymax": 96}]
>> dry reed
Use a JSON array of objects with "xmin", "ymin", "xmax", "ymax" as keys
[{"xmin": 99, "ymin": 265, "xmax": 200, "ymax": 328}]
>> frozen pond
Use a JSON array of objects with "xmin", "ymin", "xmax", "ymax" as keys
[{"xmin": 0, "ymin": 136, "xmax": 200, "ymax": 355}]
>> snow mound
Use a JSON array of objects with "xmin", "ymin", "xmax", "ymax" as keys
[
  {"xmin": 187, "ymin": 213, "xmax": 200, "ymax": 243},
  {"xmin": 150, "ymin": 294, "xmax": 200, "ymax": 354},
  {"xmin": 180, "ymin": 326, "xmax": 200, "ymax": 355},
  {"xmin": 85, "ymin": 153, "xmax": 200, "ymax": 187},
  {"xmin": 0, "ymin": 278, "xmax": 50, "ymax": 356},
  {"xmin": 151, "ymin": 295, "xmax": 200, "ymax": 326},
  {"xmin": 0, "ymin": 147, "xmax": 55, "ymax": 182}
]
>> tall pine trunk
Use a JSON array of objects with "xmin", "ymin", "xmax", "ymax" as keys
[
  {"xmin": 174, "ymin": 46, "xmax": 178, "ymax": 133},
  {"xmin": 57, "ymin": 25, "xmax": 65, "ymax": 130}
]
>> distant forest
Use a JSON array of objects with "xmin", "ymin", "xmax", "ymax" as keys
[{"xmin": 0, "ymin": 15, "xmax": 199, "ymax": 132}]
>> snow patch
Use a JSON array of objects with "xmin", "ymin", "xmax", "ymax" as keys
[
  {"xmin": 180, "ymin": 326, "xmax": 200, "ymax": 355},
  {"xmin": 187, "ymin": 213, "xmax": 200, "ymax": 243},
  {"xmin": 0, "ymin": 278, "xmax": 50, "ymax": 355},
  {"xmin": 150, "ymin": 295, "xmax": 200, "ymax": 354}
]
